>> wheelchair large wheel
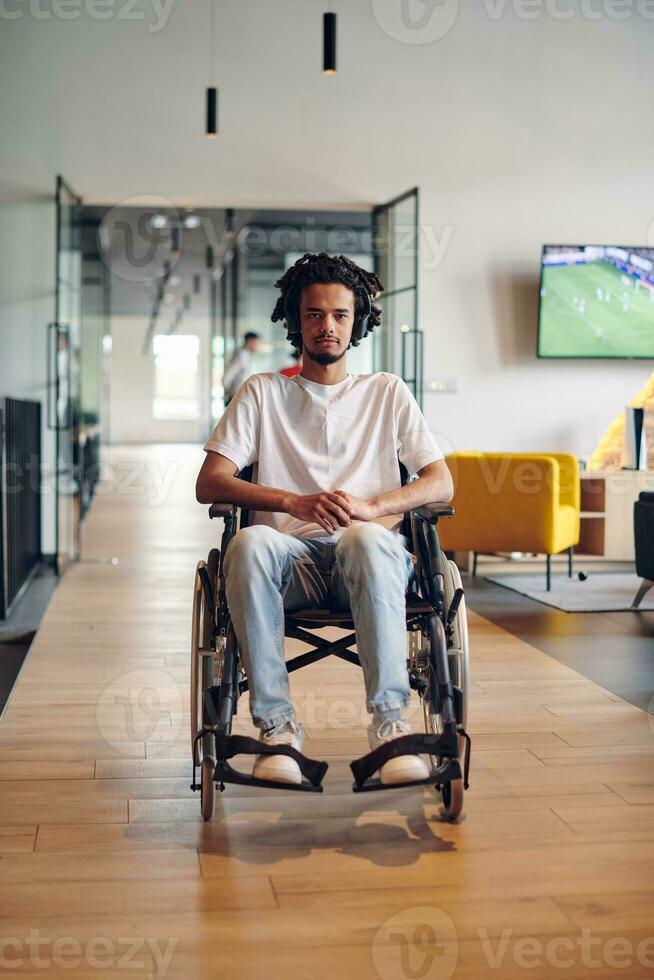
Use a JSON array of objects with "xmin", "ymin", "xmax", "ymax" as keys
[
  {"xmin": 442, "ymin": 553, "xmax": 470, "ymax": 731},
  {"xmin": 190, "ymin": 548, "xmax": 220, "ymax": 821},
  {"xmin": 421, "ymin": 621, "xmax": 464, "ymax": 822},
  {"xmin": 419, "ymin": 553, "xmax": 470, "ymax": 821}
]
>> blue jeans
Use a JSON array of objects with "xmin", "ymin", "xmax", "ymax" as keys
[{"xmin": 223, "ymin": 522, "xmax": 415, "ymax": 730}]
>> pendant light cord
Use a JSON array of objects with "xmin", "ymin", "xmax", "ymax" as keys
[{"xmin": 209, "ymin": 0, "xmax": 216, "ymax": 84}]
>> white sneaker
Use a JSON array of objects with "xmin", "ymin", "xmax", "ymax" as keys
[
  {"xmin": 253, "ymin": 720, "xmax": 304, "ymax": 785},
  {"xmin": 367, "ymin": 719, "xmax": 430, "ymax": 785}
]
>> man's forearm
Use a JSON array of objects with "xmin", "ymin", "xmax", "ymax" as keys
[
  {"xmin": 198, "ymin": 470, "xmax": 452, "ymax": 520},
  {"xmin": 198, "ymin": 474, "xmax": 291, "ymax": 513},
  {"xmin": 371, "ymin": 474, "xmax": 452, "ymax": 519}
]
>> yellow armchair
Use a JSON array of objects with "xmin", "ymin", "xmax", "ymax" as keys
[{"xmin": 438, "ymin": 453, "xmax": 581, "ymax": 590}]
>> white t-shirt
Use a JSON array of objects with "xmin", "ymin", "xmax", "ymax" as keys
[{"xmin": 203, "ymin": 370, "xmax": 443, "ymax": 539}]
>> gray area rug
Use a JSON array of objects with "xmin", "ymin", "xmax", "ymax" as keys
[{"xmin": 485, "ymin": 571, "xmax": 654, "ymax": 612}]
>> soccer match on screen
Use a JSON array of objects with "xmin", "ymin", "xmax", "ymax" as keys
[{"xmin": 538, "ymin": 245, "xmax": 654, "ymax": 358}]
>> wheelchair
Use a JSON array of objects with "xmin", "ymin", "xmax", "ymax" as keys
[{"xmin": 190, "ymin": 463, "xmax": 472, "ymax": 821}]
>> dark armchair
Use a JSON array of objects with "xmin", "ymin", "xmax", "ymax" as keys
[{"xmin": 632, "ymin": 491, "xmax": 654, "ymax": 609}]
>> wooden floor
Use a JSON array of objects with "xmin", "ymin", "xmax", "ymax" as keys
[{"xmin": 1, "ymin": 445, "xmax": 653, "ymax": 979}]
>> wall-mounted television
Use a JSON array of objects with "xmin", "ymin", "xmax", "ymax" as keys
[{"xmin": 537, "ymin": 245, "xmax": 654, "ymax": 359}]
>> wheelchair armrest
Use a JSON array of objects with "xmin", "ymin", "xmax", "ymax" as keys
[
  {"xmin": 208, "ymin": 502, "xmax": 237, "ymax": 520},
  {"xmin": 411, "ymin": 502, "xmax": 455, "ymax": 523}
]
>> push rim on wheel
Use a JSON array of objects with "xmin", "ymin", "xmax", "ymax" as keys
[
  {"xmin": 190, "ymin": 549, "xmax": 220, "ymax": 759},
  {"xmin": 440, "ymin": 555, "xmax": 468, "ymax": 820},
  {"xmin": 190, "ymin": 561, "xmax": 206, "ymax": 755},
  {"xmin": 441, "ymin": 552, "xmax": 470, "ymax": 730}
]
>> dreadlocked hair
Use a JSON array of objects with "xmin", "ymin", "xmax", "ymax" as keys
[{"xmin": 270, "ymin": 252, "xmax": 384, "ymax": 350}]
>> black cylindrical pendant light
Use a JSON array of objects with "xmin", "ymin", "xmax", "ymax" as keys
[
  {"xmin": 323, "ymin": 11, "xmax": 336, "ymax": 74},
  {"xmin": 206, "ymin": 87, "xmax": 218, "ymax": 138},
  {"xmin": 170, "ymin": 225, "xmax": 180, "ymax": 256}
]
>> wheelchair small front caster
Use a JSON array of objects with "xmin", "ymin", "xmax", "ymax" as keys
[
  {"xmin": 578, "ymin": 571, "xmax": 588, "ymax": 582},
  {"xmin": 439, "ymin": 778, "xmax": 464, "ymax": 821},
  {"xmin": 201, "ymin": 757, "xmax": 216, "ymax": 821}
]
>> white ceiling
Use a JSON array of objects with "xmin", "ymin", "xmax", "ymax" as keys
[{"xmin": 1, "ymin": 0, "xmax": 433, "ymax": 208}]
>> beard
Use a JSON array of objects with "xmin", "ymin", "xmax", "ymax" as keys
[{"xmin": 304, "ymin": 343, "xmax": 347, "ymax": 367}]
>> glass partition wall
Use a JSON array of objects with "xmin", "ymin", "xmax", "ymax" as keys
[
  {"xmin": 51, "ymin": 176, "xmax": 83, "ymax": 574},
  {"xmin": 372, "ymin": 188, "xmax": 422, "ymax": 406},
  {"xmin": 79, "ymin": 213, "xmax": 108, "ymax": 514}
]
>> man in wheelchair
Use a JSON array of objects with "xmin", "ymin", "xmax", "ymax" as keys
[{"xmin": 196, "ymin": 252, "xmax": 453, "ymax": 788}]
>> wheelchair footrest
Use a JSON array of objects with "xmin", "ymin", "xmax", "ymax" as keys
[
  {"xmin": 350, "ymin": 732, "xmax": 460, "ymax": 791},
  {"xmin": 352, "ymin": 757, "xmax": 462, "ymax": 793},
  {"xmin": 213, "ymin": 734, "xmax": 328, "ymax": 792}
]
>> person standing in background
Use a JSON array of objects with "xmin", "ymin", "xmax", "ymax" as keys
[
  {"xmin": 222, "ymin": 332, "xmax": 261, "ymax": 406},
  {"xmin": 279, "ymin": 348, "xmax": 302, "ymax": 378}
]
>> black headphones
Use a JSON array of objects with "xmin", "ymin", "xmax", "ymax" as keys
[{"xmin": 284, "ymin": 288, "xmax": 372, "ymax": 349}]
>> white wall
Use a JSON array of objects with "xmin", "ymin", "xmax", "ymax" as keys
[
  {"xmin": 1, "ymin": 1, "xmax": 654, "ymax": 458},
  {"xmin": 108, "ymin": 314, "xmax": 212, "ymax": 444}
]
